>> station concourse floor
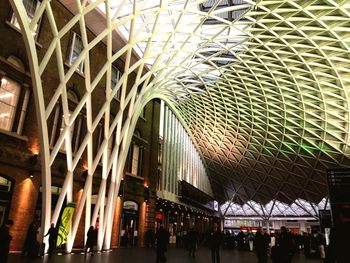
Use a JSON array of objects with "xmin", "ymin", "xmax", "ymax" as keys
[{"xmin": 9, "ymin": 246, "xmax": 324, "ymax": 263}]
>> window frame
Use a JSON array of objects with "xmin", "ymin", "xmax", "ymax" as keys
[
  {"xmin": 111, "ymin": 64, "xmax": 122, "ymax": 101},
  {"xmin": 127, "ymin": 139, "xmax": 143, "ymax": 178},
  {"xmin": 68, "ymin": 32, "xmax": 84, "ymax": 73},
  {"xmin": 0, "ymin": 76, "xmax": 21, "ymax": 132},
  {"xmin": 9, "ymin": 0, "xmax": 42, "ymax": 40},
  {"xmin": 0, "ymin": 73, "xmax": 30, "ymax": 136}
]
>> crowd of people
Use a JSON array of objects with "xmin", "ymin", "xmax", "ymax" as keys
[
  {"xmin": 1, "ymin": 206, "xmax": 349, "ymax": 263},
  {"xmin": 153, "ymin": 221, "xmax": 348, "ymax": 263},
  {"xmin": 220, "ymin": 227, "xmax": 327, "ymax": 261}
]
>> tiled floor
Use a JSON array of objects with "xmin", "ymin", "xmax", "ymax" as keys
[{"xmin": 9, "ymin": 247, "xmax": 324, "ymax": 263}]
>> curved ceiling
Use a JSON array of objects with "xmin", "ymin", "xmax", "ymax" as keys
[
  {"xmin": 147, "ymin": 0, "xmax": 350, "ymax": 205},
  {"xmin": 19, "ymin": 0, "xmax": 350, "ymax": 209}
]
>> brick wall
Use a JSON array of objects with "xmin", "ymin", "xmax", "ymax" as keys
[{"xmin": 7, "ymin": 166, "xmax": 40, "ymax": 251}]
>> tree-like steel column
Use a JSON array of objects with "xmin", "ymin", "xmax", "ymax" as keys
[{"xmin": 9, "ymin": 0, "xmax": 270, "ymax": 250}]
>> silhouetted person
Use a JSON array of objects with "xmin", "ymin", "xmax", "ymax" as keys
[
  {"xmin": 273, "ymin": 226, "xmax": 295, "ymax": 263},
  {"xmin": 187, "ymin": 228, "xmax": 197, "ymax": 258},
  {"xmin": 254, "ymin": 227, "xmax": 270, "ymax": 263},
  {"xmin": 121, "ymin": 231, "xmax": 129, "ymax": 246},
  {"xmin": 145, "ymin": 229, "xmax": 155, "ymax": 248},
  {"xmin": 22, "ymin": 215, "xmax": 40, "ymax": 257},
  {"xmin": 85, "ymin": 226, "xmax": 97, "ymax": 257},
  {"xmin": 0, "ymin": 219, "xmax": 14, "ymax": 263},
  {"xmin": 207, "ymin": 223, "xmax": 222, "ymax": 263},
  {"xmin": 155, "ymin": 225, "xmax": 170, "ymax": 263},
  {"xmin": 247, "ymin": 231, "xmax": 254, "ymax": 251},
  {"xmin": 44, "ymin": 223, "xmax": 57, "ymax": 258},
  {"xmin": 325, "ymin": 205, "xmax": 350, "ymax": 263},
  {"xmin": 237, "ymin": 231, "xmax": 246, "ymax": 250}
]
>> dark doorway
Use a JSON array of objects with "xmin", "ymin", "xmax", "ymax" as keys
[
  {"xmin": 0, "ymin": 175, "xmax": 15, "ymax": 225},
  {"xmin": 120, "ymin": 201, "xmax": 139, "ymax": 247}
]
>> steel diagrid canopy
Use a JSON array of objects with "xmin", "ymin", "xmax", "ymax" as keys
[
  {"xmin": 151, "ymin": 0, "xmax": 350, "ymax": 207},
  {"xmin": 160, "ymin": 0, "xmax": 350, "ymax": 204},
  {"xmin": 10, "ymin": 0, "xmax": 350, "ymax": 239}
]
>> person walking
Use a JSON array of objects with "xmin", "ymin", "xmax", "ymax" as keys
[
  {"xmin": 254, "ymin": 227, "xmax": 270, "ymax": 263},
  {"xmin": 0, "ymin": 219, "xmax": 14, "ymax": 263},
  {"xmin": 187, "ymin": 228, "xmax": 197, "ymax": 258},
  {"xmin": 247, "ymin": 231, "xmax": 255, "ymax": 251},
  {"xmin": 237, "ymin": 230, "xmax": 246, "ymax": 250},
  {"xmin": 207, "ymin": 223, "xmax": 222, "ymax": 263},
  {"xmin": 85, "ymin": 226, "xmax": 97, "ymax": 257},
  {"xmin": 273, "ymin": 226, "xmax": 295, "ymax": 263},
  {"xmin": 155, "ymin": 225, "xmax": 170, "ymax": 263},
  {"xmin": 44, "ymin": 223, "xmax": 57, "ymax": 258},
  {"xmin": 145, "ymin": 229, "xmax": 155, "ymax": 248},
  {"xmin": 22, "ymin": 215, "xmax": 40, "ymax": 257}
]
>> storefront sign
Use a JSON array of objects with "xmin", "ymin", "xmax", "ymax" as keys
[
  {"xmin": 123, "ymin": 201, "xmax": 138, "ymax": 211},
  {"xmin": 156, "ymin": 213, "xmax": 163, "ymax": 221}
]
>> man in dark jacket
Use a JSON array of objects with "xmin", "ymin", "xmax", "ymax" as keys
[
  {"xmin": 22, "ymin": 215, "xmax": 40, "ymax": 257},
  {"xmin": 44, "ymin": 223, "xmax": 58, "ymax": 258},
  {"xmin": 155, "ymin": 225, "xmax": 170, "ymax": 263},
  {"xmin": 207, "ymin": 223, "xmax": 222, "ymax": 263},
  {"xmin": 187, "ymin": 228, "xmax": 198, "ymax": 258},
  {"xmin": 254, "ymin": 227, "xmax": 270, "ymax": 263},
  {"xmin": 274, "ymin": 226, "xmax": 295, "ymax": 263},
  {"xmin": 325, "ymin": 205, "xmax": 350, "ymax": 263},
  {"xmin": 0, "ymin": 219, "xmax": 14, "ymax": 263}
]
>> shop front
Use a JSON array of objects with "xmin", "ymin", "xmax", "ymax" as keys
[{"xmin": 120, "ymin": 200, "xmax": 139, "ymax": 247}]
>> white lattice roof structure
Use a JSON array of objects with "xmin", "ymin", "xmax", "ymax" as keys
[
  {"xmin": 221, "ymin": 198, "xmax": 331, "ymax": 218},
  {"xmin": 9, "ymin": 0, "xmax": 350, "ymax": 250}
]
